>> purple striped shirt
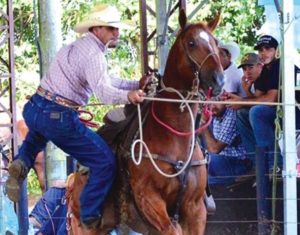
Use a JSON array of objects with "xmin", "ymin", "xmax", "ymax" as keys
[{"xmin": 40, "ymin": 32, "xmax": 139, "ymax": 105}]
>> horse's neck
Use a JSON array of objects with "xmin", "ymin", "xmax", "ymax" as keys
[{"xmin": 154, "ymin": 98, "xmax": 198, "ymax": 129}]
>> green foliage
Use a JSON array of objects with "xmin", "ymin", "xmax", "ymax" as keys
[
  {"xmin": 0, "ymin": 0, "xmax": 268, "ymax": 194},
  {"xmin": 27, "ymin": 169, "xmax": 42, "ymax": 195},
  {"xmin": 191, "ymin": 0, "xmax": 264, "ymax": 56}
]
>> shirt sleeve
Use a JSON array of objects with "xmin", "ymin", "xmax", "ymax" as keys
[
  {"xmin": 110, "ymin": 74, "xmax": 139, "ymax": 90},
  {"xmin": 268, "ymin": 59, "xmax": 280, "ymax": 90},
  {"xmin": 214, "ymin": 109, "xmax": 238, "ymax": 145},
  {"xmin": 84, "ymin": 53, "xmax": 131, "ymax": 105}
]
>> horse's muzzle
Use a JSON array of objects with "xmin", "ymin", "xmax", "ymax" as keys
[{"xmin": 211, "ymin": 71, "xmax": 224, "ymax": 96}]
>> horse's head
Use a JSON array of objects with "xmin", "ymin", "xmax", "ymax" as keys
[{"xmin": 164, "ymin": 10, "xmax": 224, "ymax": 97}]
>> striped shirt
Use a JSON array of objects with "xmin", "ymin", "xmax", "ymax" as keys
[
  {"xmin": 40, "ymin": 32, "xmax": 139, "ymax": 105},
  {"xmin": 213, "ymin": 108, "xmax": 246, "ymax": 158}
]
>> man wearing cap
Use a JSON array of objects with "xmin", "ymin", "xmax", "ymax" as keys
[
  {"xmin": 202, "ymin": 53, "xmax": 264, "ymax": 185},
  {"xmin": 238, "ymin": 52, "xmax": 264, "ymax": 98},
  {"xmin": 5, "ymin": 4, "xmax": 151, "ymax": 229},
  {"xmin": 227, "ymin": 35, "xmax": 281, "ymax": 172},
  {"xmin": 218, "ymin": 41, "xmax": 246, "ymax": 97}
]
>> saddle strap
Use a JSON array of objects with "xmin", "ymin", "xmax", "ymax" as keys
[{"xmin": 121, "ymin": 147, "xmax": 207, "ymax": 167}]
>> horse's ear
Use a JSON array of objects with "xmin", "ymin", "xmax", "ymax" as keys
[
  {"xmin": 179, "ymin": 9, "xmax": 187, "ymax": 29},
  {"xmin": 207, "ymin": 12, "xmax": 221, "ymax": 32}
]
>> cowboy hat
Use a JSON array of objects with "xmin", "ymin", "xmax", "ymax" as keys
[
  {"xmin": 74, "ymin": 4, "xmax": 132, "ymax": 34},
  {"xmin": 218, "ymin": 41, "xmax": 240, "ymax": 62}
]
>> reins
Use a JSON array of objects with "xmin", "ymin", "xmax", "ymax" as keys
[
  {"xmin": 151, "ymin": 94, "xmax": 212, "ymax": 137},
  {"xmin": 129, "ymin": 32, "xmax": 219, "ymax": 178}
]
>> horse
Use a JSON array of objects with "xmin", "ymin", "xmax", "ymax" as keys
[{"xmin": 66, "ymin": 9, "xmax": 224, "ymax": 235}]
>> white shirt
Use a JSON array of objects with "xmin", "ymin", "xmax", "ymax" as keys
[{"xmin": 223, "ymin": 62, "xmax": 246, "ymax": 97}]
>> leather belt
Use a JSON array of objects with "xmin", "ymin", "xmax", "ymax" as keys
[{"xmin": 36, "ymin": 86, "xmax": 79, "ymax": 109}]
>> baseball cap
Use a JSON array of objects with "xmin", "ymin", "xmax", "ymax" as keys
[
  {"xmin": 238, "ymin": 53, "xmax": 262, "ymax": 68},
  {"xmin": 254, "ymin": 35, "xmax": 278, "ymax": 50}
]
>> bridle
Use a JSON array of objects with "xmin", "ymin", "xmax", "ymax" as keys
[
  {"xmin": 180, "ymin": 30, "xmax": 218, "ymax": 96},
  {"xmin": 152, "ymin": 28, "xmax": 219, "ymax": 136}
]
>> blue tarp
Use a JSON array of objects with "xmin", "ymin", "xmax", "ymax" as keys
[
  {"xmin": 258, "ymin": 0, "xmax": 300, "ymax": 5},
  {"xmin": 257, "ymin": 0, "xmax": 300, "ymax": 48}
]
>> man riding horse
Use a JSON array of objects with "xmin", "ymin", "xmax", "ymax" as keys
[
  {"xmin": 66, "ymin": 7, "xmax": 224, "ymax": 235},
  {"xmin": 5, "ymin": 4, "xmax": 151, "ymax": 230}
]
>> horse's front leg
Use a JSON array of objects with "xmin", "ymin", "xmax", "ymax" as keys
[
  {"xmin": 180, "ymin": 166, "xmax": 207, "ymax": 235},
  {"xmin": 133, "ymin": 187, "xmax": 182, "ymax": 235},
  {"xmin": 181, "ymin": 196, "xmax": 207, "ymax": 235}
]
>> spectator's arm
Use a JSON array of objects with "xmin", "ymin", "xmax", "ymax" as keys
[
  {"xmin": 202, "ymin": 128, "xmax": 227, "ymax": 154},
  {"xmin": 227, "ymin": 89, "xmax": 278, "ymax": 109},
  {"xmin": 253, "ymin": 89, "xmax": 278, "ymax": 102}
]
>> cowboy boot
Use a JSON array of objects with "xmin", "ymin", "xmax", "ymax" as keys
[{"xmin": 5, "ymin": 159, "xmax": 29, "ymax": 202}]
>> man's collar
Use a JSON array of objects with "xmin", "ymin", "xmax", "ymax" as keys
[{"xmin": 87, "ymin": 32, "xmax": 106, "ymax": 52}]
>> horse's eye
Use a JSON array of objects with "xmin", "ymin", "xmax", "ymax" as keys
[{"xmin": 188, "ymin": 40, "xmax": 195, "ymax": 47}]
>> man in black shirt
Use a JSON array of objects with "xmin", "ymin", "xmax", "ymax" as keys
[{"xmin": 227, "ymin": 35, "xmax": 281, "ymax": 171}]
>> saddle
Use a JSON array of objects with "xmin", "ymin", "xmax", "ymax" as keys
[{"xmin": 97, "ymin": 103, "xmax": 149, "ymax": 150}]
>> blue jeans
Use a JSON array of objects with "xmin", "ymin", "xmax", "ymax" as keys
[
  {"xmin": 208, "ymin": 154, "xmax": 252, "ymax": 185},
  {"xmin": 18, "ymin": 94, "xmax": 116, "ymax": 221},
  {"xmin": 236, "ymin": 105, "xmax": 282, "ymax": 170}
]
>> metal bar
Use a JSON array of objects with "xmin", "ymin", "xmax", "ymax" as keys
[
  {"xmin": 0, "ymin": 124, "xmax": 13, "ymax": 128},
  {"xmin": 282, "ymin": 1, "xmax": 298, "ymax": 234},
  {"xmin": 146, "ymin": 5, "xmax": 156, "ymax": 17},
  {"xmin": 8, "ymin": 0, "xmax": 17, "ymax": 162},
  {"xmin": 7, "ymin": 0, "xmax": 27, "ymax": 234},
  {"xmin": 147, "ymin": 29, "xmax": 156, "ymax": 43},
  {"xmin": 256, "ymin": 146, "xmax": 271, "ymax": 234},
  {"xmin": 170, "ymin": 0, "xmax": 205, "ymax": 38},
  {"xmin": 179, "ymin": 0, "xmax": 186, "ymax": 10},
  {"xmin": 139, "ymin": 0, "xmax": 149, "ymax": 75},
  {"xmin": 155, "ymin": 0, "xmax": 168, "ymax": 74},
  {"xmin": 187, "ymin": 0, "xmax": 208, "ymax": 21},
  {"xmin": 139, "ymin": 0, "xmax": 187, "ymax": 75}
]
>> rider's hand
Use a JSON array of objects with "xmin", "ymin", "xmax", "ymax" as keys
[
  {"xmin": 128, "ymin": 90, "xmax": 145, "ymax": 105},
  {"xmin": 139, "ymin": 73, "xmax": 153, "ymax": 90}
]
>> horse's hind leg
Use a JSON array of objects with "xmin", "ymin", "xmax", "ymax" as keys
[{"xmin": 134, "ymin": 190, "xmax": 182, "ymax": 235}]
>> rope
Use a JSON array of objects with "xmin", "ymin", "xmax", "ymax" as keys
[
  {"xmin": 77, "ymin": 110, "xmax": 100, "ymax": 129},
  {"xmin": 151, "ymin": 101, "xmax": 212, "ymax": 136},
  {"xmin": 131, "ymin": 87, "xmax": 199, "ymax": 178},
  {"xmin": 79, "ymin": 96, "xmax": 299, "ymax": 108}
]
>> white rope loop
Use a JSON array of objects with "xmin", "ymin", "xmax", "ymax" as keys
[{"xmin": 130, "ymin": 86, "xmax": 197, "ymax": 178}]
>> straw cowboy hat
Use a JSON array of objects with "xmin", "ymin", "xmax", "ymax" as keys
[
  {"xmin": 74, "ymin": 5, "xmax": 132, "ymax": 34},
  {"xmin": 218, "ymin": 41, "xmax": 241, "ymax": 62}
]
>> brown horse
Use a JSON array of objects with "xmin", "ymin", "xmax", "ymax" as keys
[{"xmin": 66, "ymin": 10, "xmax": 223, "ymax": 235}]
